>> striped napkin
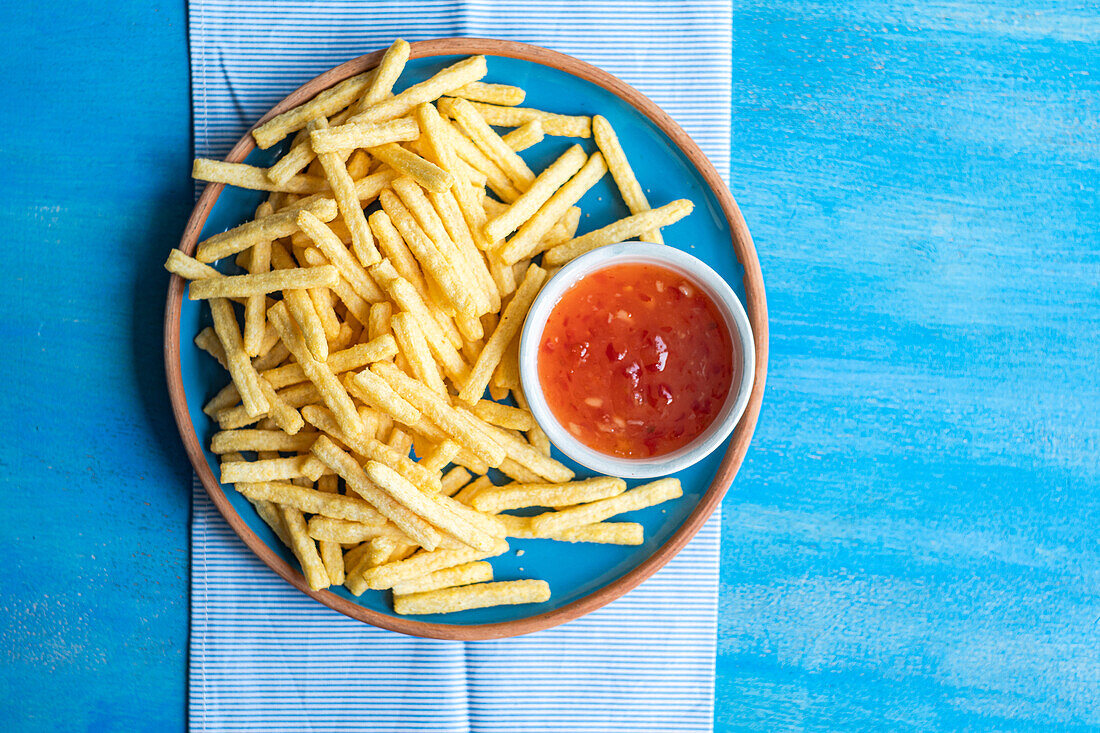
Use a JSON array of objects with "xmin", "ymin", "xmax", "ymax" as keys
[{"xmin": 188, "ymin": 2, "xmax": 732, "ymax": 730}]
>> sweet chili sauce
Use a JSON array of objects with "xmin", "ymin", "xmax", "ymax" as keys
[{"xmin": 537, "ymin": 262, "xmax": 734, "ymax": 458}]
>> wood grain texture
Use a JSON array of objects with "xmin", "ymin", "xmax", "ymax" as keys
[
  {"xmin": 2, "ymin": 0, "xmax": 1098, "ymax": 730},
  {"xmin": 166, "ymin": 38, "xmax": 768, "ymax": 641},
  {"xmin": 717, "ymin": 1, "xmax": 1100, "ymax": 729}
]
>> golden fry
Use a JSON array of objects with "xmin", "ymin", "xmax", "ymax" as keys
[
  {"xmin": 195, "ymin": 198, "xmax": 337, "ymax": 262},
  {"xmin": 210, "ymin": 429, "xmax": 318, "ymax": 454},
  {"xmin": 251, "ymin": 70, "xmax": 375, "ymax": 149},
  {"xmin": 529, "ymin": 478, "xmax": 682, "ymax": 536},
  {"xmin": 268, "ymin": 301, "xmax": 364, "ymax": 439},
  {"xmin": 358, "ymin": 539, "xmax": 508, "ymax": 591},
  {"xmin": 543, "ymin": 199, "xmax": 694, "ymax": 266},
  {"xmin": 469, "ymin": 400, "xmax": 535, "ymax": 431},
  {"xmin": 501, "ymin": 120, "xmax": 544, "ymax": 152},
  {"xmin": 371, "ymin": 143, "xmax": 453, "ymax": 193},
  {"xmin": 471, "ymin": 477, "xmax": 627, "ymax": 513},
  {"xmin": 391, "ymin": 561, "xmax": 494, "ymax": 595},
  {"xmin": 458, "ymin": 264, "xmax": 547, "ymax": 404},
  {"xmin": 308, "ymin": 117, "xmax": 419, "ymax": 154},
  {"xmin": 439, "ymin": 99, "xmax": 590, "ymax": 138},
  {"xmin": 192, "ymin": 158, "xmax": 328, "ymax": 194},
  {"xmin": 281, "ymin": 506, "xmax": 331, "ymax": 591},
  {"xmin": 350, "ymin": 55, "xmax": 487, "ymax": 126},
  {"xmin": 393, "ymin": 579, "xmax": 549, "ymax": 615},
  {"xmin": 497, "ymin": 153, "xmax": 607, "ymax": 265},
  {"xmin": 484, "ymin": 144, "xmax": 586, "ymax": 242},
  {"xmin": 449, "ymin": 81, "xmax": 525, "ymax": 106},
  {"xmin": 309, "ymin": 436, "xmax": 443, "ymax": 550},
  {"xmin": 592, "ymin": 114, "xmax": 663, "ymax": 243},
  {"xmin": 186, "ymin": 265, "xmax": 338, "ymax": 300},
  {"xmin": 236, "ymin": 480, "xmax": 387, "ymax": 527}
]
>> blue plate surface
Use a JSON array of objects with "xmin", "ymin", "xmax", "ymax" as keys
[{"xmin": 179, "ymin": 53, "xmax": 748, "ymax": 627}]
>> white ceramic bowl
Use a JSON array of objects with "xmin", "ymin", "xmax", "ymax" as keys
[{"xmin": 519, "ymin": 243, "xmax": 756, "ymax": 479}]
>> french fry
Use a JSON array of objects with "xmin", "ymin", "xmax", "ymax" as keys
[
  {"xmin": 250, "ymin": 337, "xmax": 396, "ymax": 392},
  {"xmin": 298, "ymin": 247, "xmax": 379, "ymax": 321},
  {"xmin": 513, "ymin": 389, "xmax": 552, "ymax": 457},
  {"xmin": 371, "ymin": 143, "xmax": 453, "ymax": 193},
  {"xmin": 439, "ymin": 99, "xmax": 590, "ymax": 138},
  {"xmin": 366, "ymin": 461, "xmax": 495, "ymax": 551},
  {"xmin": 453, "ymin": 474, "xmax": 495, "ymax": 506},
  {"xmin": 592, "ymin": 114, "xmax": 663, "ymax": 243},
  {"xmin": 268, "ymin": 300, "xmax": 365, "ymax": 440},
  {"xmin": 195, "ymin": 198, "xmax": 337, "ymax": 262},
  {"xmin": 429, "ymin": 186, "xmax": 499, "ymax": 314},
  {"xmin": 353, "ymin": 39, "xmax": 410, "ymax": 111},
  {"xmin": 251, "ymin": 70, "xmax": 375, "ymax": 149},
  {"xmin": 529, "ymin": 478, "xmax": 682, "ymax": 536},
  {"xmin": 458, "ymin": 264, "xmax": 547, "ymax": 404},
  {"xmin": 440, "ymin": 467, "xmax": 473, "ymax": 497},
  {"xmin": 535, "ymin": 205, "xmax": 582, "ymax": 253},
  {"xmin": 475, "ymin": 419, "xmax": 573, "ymax": 483},
  {"xmin": 434, "ymin": 494, "xmax": 507, "ymax": 538},
  {"xmin": 302, "ymin": 404, "xmax": 439, "ymax": 492},
  {"xmin": 296, "ymin": 209, "xmax": 380, "ymax": 302},
  {"xmin": 309, "ymin": 117, "xmax": 381, "ymax": 267},
  {"xmin": 209, "ymin": 299, "xmax": 269, "ymax": 417},
  {"xmin": 349, "ymin": 55, "xmax": 487, "ymax": 126},
  {"xmin": 448, "ymin": 97, "xmax": 536, "ymax": 190},
  {"xmin": 346, "ymin": 367, "xmax": 421, "ymax": 425},
  {"xmin": 308, "ymin": 516, "xmax": 415, "ymax": 545},
  {"xmin": 320, "ymin": 538, "xmax": 345, "ymax": 586},
  {"xmin": 484, "ymin": 144, "xmax": 587, "ymax": 242},
  {"xmin": 497, "ymin": 457, "xmax": 543, "ymax": 484},
  {"xmin": 367, "ymin": 301, "xmax": 393, "ymax": 340},
  {"xmin": 495, "ymin": 515, "xmax": 644, "ymax": 545},
  {"xmin": 216, "ymin": 382, "xmax": 320, "ymax": 430},
  {"xmin": 220, "ymin": 455, "xmax": 330, "ymax": 484},
  {"xmin": 471, "ymin": 477, "xmax": 627, "ymax": 513},
  {"xmin": 358, "ymin": 539, "xmax": 508, "ymax": 591},
  {"xmin": 308, "ymin": 286, "xmax": 341, "ymax": 340},
  {"xmin": 498, "ymin": 153, "xmax": 607, "ymax": 265},
  {"xmin": 385, "ymin": 427, "xmax": 414, "ymax": 455},
  {"xmin": 243, "ymin": 206, "xmax": 273, "ymax": 356},
  {"xmin": 308, "ymin": 117, "xmax": 420, "ymax": 154},
  {"xmin": 269, "ymin": 242, "xmax": 331, "ymax": 362},
  {"xmin": 389, "ymin": 177, "xmax": 482, "ymax": 313},
  {"xmin": 469, "ymin": 400, "xmax": 535, "ymax": 431},
  {"xmin": 436, "ymin": 116, "xmax": 521, "ymax": 202},
  {"xmin": 393, "ymin": 579, "xmax": 549, "ymax": 615},
  {"xmin": 543, "ymin": 199, "xmax": 695, "ymax": 266},
  {"xmin": 379, "ymin": 188, "xmax": 476, "ymax": 319},
  {"xmin": 391, "ymin": 561, "xmax": 494, "ymax": 596},
  {"xmin": 391, "ymin": 311, "xmax": 448, "ymax": 395},
  {"xmin": 372, "ymin": 361, "xmax": 506, "ymax": 467},
  {"xmin": 501, "ymin": 120, "xmax": 544, "ymax": 152},
  {"xmin": 237, "ymin": 480, "xmax": 387, "ymax": 527},
  {"xmin": 210, "ymin": 430, "xmax": 319, "ymax": 454},
  {"xmin": 346, "ymin": 149, "xmax": 372, "ymax": 179},
  {"xmin": 192, "ymin": 159, "xmax": 328, "ymax": 194},
  {"xmin": 309, "ymin": 436, "xmax": 443, "ymax": 550},
  {"xmin": 370, "ymin": 261, "xmax": 469, "ymax": 379},
  {"xmin": 187, "ymin": 265, "xmax": 338, "ymax": 300},
  {"xmin": 368, "ymin": 209, "xmax": 430, "ymax": 297},
  {"xmin": 281, "ymin": 506, "xmax": 331, "ymax": 591},
  {"xmin": 450, "ymin": 81, "xmax": 525, "ymax": 106},
  {"xmin": 420, "ymin": 439, "xmax": 460, "ymax": 473}
]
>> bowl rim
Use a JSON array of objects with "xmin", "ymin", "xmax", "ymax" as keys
[
  {"xmin": 518, "ymin": 242, "xmax": 756, "ymax": 479},
  {"xmin": 164, "ymin": 37, "xmax": 770, "ymax": 641}
]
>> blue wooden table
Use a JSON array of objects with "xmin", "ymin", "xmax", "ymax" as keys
[{"xmin": 4, "ymin": 1, "xmax": 1097, "ymax": 729}]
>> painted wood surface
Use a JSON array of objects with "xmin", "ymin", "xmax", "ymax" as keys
[{"xmin": 2, "ymin": 0, "xmax": 1097, "ymax": 730}]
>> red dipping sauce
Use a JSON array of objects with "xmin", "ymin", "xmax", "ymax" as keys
[{"xmin": 537, "ymin": 262, "xmax": 734, "ymax": 458}]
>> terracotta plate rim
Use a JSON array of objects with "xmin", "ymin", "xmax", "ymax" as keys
[{"xmin": 163, "ymin": 37, "xmax": 770, "ymax": 641}]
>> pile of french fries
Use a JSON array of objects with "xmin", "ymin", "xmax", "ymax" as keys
[{"xmin": 166, "ymin": 40, "xmax": 694, "ymax": 616}]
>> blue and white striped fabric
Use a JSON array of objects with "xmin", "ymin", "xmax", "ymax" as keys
[{"xmin": 188, "ymin": 3, "xmax": 732, "ymax": 730}]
